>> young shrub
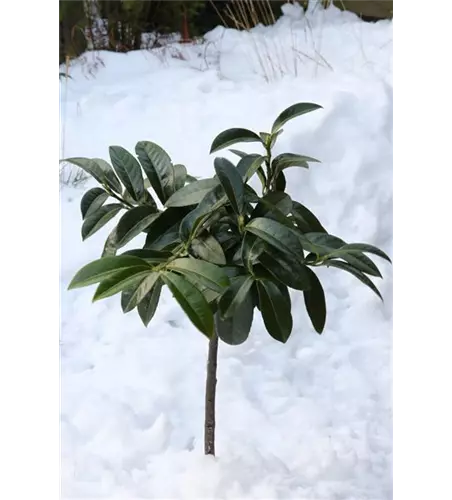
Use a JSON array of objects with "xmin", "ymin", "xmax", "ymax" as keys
[{"xmin": 65, "ymin": 102, "xmax": 391, "ymax": 456}]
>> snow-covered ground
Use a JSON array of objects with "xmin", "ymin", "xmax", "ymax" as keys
[{"xmin": 60, "ymin": 3, "xmax": 393, "ymax": 499}]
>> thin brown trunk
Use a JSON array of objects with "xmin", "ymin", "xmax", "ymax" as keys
[{"xmin": 204, "ymin": 330, "xmax": 218, "ymax": 455}]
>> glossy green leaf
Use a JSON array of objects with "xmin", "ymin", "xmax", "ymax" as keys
[
  {"xmin": 93, "ymin": 268, "xmax": 153, "ymax": 301},
  {"xmin": 80, "ymin": 188, "xmax": 109, "ymax": 219},
  {"xmin": 333, "ymin": 243, "xmax": 392, "ymax": 263},
  {"xmin": 218, "ymin": 275, "xmax": 254, "ymax": 320},
  {"xmin": 322, "ymin": 259, "xmax": 383, "ymax": 301},
  {"xmin": 245, "ymin": 217, "xmax": 304, "ymax": 263},
  {"xmin": 167, "ymin": 258, "xmax": 229, "ymax": 292},
  {"xmin": 210, "ymin": 128, "xmax": 262, "ymax": 154},
  {"xmin": 102, "ymin": 226, "xmax": 118, "ymax": 257},
  {"xmin": 299, "ymin": 232, "xmax": 346, "ymax": 255},
  {"xmin": 215, "ymin": 292, "xmax": 254, "ymax": 345},
  {"xmin": 270, "ymin": 129, "xmax": 284, "ymax": 148},
  {"xmin": 291, "ymin": 201, "xmax": 327, "ymax": 233},
  {"xmin": 146, "ymin": 223, "xmax": 181, "ymax": 251},
  {"xmin": 121, "ymin": 272, "xmax": 160, "ymax": 312},
  {"xmin": 256, "ymin": 167, "xmax": 267, "ymax": 190},
  {"xmin": 236, "ymin": 154, "xmax": 266, "ymax": 181},
  {"xmin": 179, "ymin": 185, "xmax": 228, "ymax": 242},
  {"xmin": 120, "ymin": 249, "xmax": 172, "ymax": 262},
  {"xmin": 135, "ymin": 141, "xmax": 175, "ymax": 203},
  {"xmin": 138, "ymin": 280, "xmax": 163, "ymax": 326},
  {"xmin": 63, "ymin": 157, "xmax": 122, "ymax": 193},
  {"xmin": 275, "ymin": 171, "xmax": 286, "ymax": 191},
  {"xmin": 161, "ymin": 271, "xmax": 214, "ymax": 337},
  {"xmin": 272, "ymin": 153, "xmax": 320, "ymax": 176},
  {"xmin": 259, "ymin": 132, "xmax": 271, "ymax": 145},
  {"xmin": 241, "ymin": 233, "xmax": 265, "ymax": 273},
  {"xmin": 179, "ymin": 205, "xmax": 208, "ymax": 242},
  {"xmin": 214, "ymin": 157, "xmax": 245, "ymax": 215},
  {"xmin": 256, "ymin": 279, "xmax": 293, "ymax": 343},
  {"xmin": 144, "ymin": 207, "xmax": 191, "ymax": 246},
  {"xmin": 68, "ymin": 256, "xmax": 151, "ymax": 289},
  {"xmin": 303, "ymin": 267, "xmax": 326, "ymax": 333},
  {"xmin": 259, "ymin": 250, "xmax": 310, "ymax": 290},
  {"xmin": 109, "ymin": 146, "xmax": 145, "ymax": 202},
  {"xmin": 81, "ymin": 204, "xmax": 123, "ymax": 241},
  {"xmin": 115, "ymin": 206, "xmax": 160, "ymax": 248},
  {"xmin": 331, "ymin": 252, "xmax": 382, "ymax": 278},
  {"xmin": 252, "ymin": 192, "xmax": 292, "ymax": 220},
  {"xmin": 229, "ymin": 149, "xmax": 247, "ymax": 158},
  {"xmin": 173, "ymin": 164, "xmax": 187, "ymax": 191},
  {"xmin": 164, "ymin": 178, "xmax": 219, "ymax": 207},
  {"xmin": 271, "ymin": 102, "xmax": 322, "ymax": 133},
  {"xmin": 191, "ymin": 234, "xmax": 226, "ymax": 265}
]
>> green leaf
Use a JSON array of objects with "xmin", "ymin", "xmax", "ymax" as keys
[
  {"xmin": 179, "ymin": 184, "xmax": 228, "ymax": 242},
  {"xmin": 164, "ymin": 178, "xmax": 219, "ymax": 207},
  {"xmin": 236, "ymin": 154, "xmax": 266, "ymax": 181},
  {"xmin": 109, "ymin": 146, "xmax": 145, "ymax": 202},
  {"xmin": 271, "ymin": 102, "xmax": 323, "ymax": 134},
  {"xmin": 179, "ymin": 205, "xmax": 207, "ymax": 242},
  {"xmin": 259, "ymin": 250, "xmax": 310, "ymax": 290},
  {"xmin": 303, "ymin": 267, "xmax": 326, "ymax": 333},
  {"xmin": 256, "ymin": 280, "xmax": 292, "ymax": 343},
  {"xmin": 218, "ymin": 275, "xmax": 254, "ymax": 320},
  {"xmin": 275, "ymin": 171, "xmax": 286, "ymax": 191},
  {"xmin": 214, "ymin": 157, "xmax": 245, "ymax": 215},
  {"xmin": 191, "ymin": 234, "xmax": 227, "ymax": 265},
  {"xmin": 210, "ymin": 128, "xmax": 263, "ymax": 154},
  {"xmin": 93, "ymin": 268, "xmax": 154, "ymax": 301},
  {"xmin": 120, "ymin": 249, "xmax": 172, "ymax": 262},
  {"xmin": 245, "ymin": 217, "xmax": 305, "ymax": 263},
  {"xmin": 146, "ymin": 223, "xmax": 181, "ymax": 251},
  {"xmin": 186, "ymin": 174, "xmax": 199, "ymax": 183},
  {"xmin": 173, "ymin": 164, "xmax": 187, "ymax": 191},
  {"xmin": 68, "ymin": 256, "xmax": 152, "ymax": 289},
  {"xmin": 138, "ymin": 280, "xmax": 163, "ymax": 326},
  {"xmin": 63, "ymin": 157, "xmax": 122, "ymax": 193},
  {"xmin": 270, "ymin": 129, "xmax": 284, "ymax": 148},
  {"xmin": 121, "ymin": 272, "xmax": 160, "ymax": 312},
  {"xmin": 291, "ymin": 201, "xmax": 327, "ymax": 233},
  {"xmin": 80, "ymin": 188, "xmax": 109, "ymax": 219},
  {"xmin": 81, "ymin": 204, "xmax": 123, "ymax": 241},
  {"xmin": 115, "ymin": 206, "xmax": 160, "ymax": 248},
  {"xmin": 161, "ymin": 271, "xmax": 214, "ymax": 337},
  {"xmin": 330, "ymin": 252, "xmax": 382, "ymax": 278},
  {"xmin": 92, "ymin": 159, "xmax": 124, "ymax": 193},
  {"xmin": 145, "ymin": 207, "xmax": 191, "ymax": 247},
  {"xmin": 259, "ymin": 132, "xmax": 271, "ymax": 145},
  {"xmin": 300, "ymin": 232, "xmax": 346, "ymax": 255},
  {"xmin": 121, "ymin": 287, "xmax": 138, "ymax": 313},
  {"xmin": 228, "ymin": 149, "xmax": 247, "ymax": 158},
  {"xmin": 252, "ymin": 192, "xmax": 293, "ymax": 220},
  {"xmin": 102, "ymin": 226, "xmax": 118, "ymax": 257},
  {"xmin": 167, "ymin": 258, "xmax": 229, "ymax": 293},
  {"xmin": 215, "ymin": 292, "xmax": 254, "ymax": 345},
  {"xmin": 135, "ymin": 141, "xmax": 175, "ymax": 203},
  {"xmin": 272, "ymin": 153, "xmax": 320, "ymax": 175},
  {"xmin": 255, "ymin": 168, "xmax": 267, "ymax": 191},
  {"xmin": 332, "ymin": 243, "xmax": 392, "ymax": 263},
  {"xmin": 321, "ymin": 259, "xmax": 383, "ymax": 301},
  {"xmin": 241, "ymin": 233, "xmax": 266, "ymax": 273}
]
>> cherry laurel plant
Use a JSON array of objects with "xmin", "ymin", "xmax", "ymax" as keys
[{"xmin": 66, "ymin": 103, "xmax": 391, "ymax": 456}]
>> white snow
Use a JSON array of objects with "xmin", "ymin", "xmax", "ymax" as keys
[{"xmin": 60, "ymin": 3, "xmax": 392, "ymax": 499}]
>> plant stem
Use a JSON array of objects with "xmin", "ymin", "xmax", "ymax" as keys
[{"xmin": 204, "ymin": 329, "xmax": 219, "ymax": 456}]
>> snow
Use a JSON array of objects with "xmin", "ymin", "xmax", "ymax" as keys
[{"xmin": 60, "ymin": 3, "xmax": 392, "ymax": 499}]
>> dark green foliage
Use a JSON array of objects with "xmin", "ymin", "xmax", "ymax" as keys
[{"xmin": 68, "ymin": 102, "xmax": 391, "ymax": 345}]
